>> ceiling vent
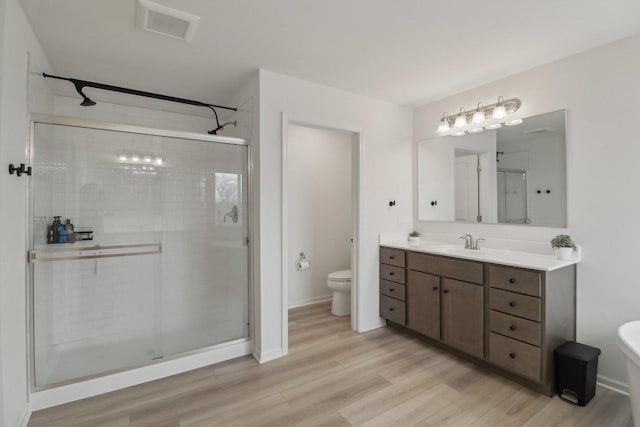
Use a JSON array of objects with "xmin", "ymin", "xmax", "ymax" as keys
[{"xmin": 136, "ymin": 0, "xmax": 200, "ymax": 42}]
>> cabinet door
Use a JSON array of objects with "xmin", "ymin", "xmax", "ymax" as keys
[
  {"xmin": 407, "ymin": 270, "xmax": 440, "ymax": 339},
  {"xmin": 441, "ymin": 278, "xmax": 483, "ymax": 357}
]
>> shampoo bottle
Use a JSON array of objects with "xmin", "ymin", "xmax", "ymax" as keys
[{"xmin": 65, "ymin": 219, "xmax": 75, "ymax": 243}]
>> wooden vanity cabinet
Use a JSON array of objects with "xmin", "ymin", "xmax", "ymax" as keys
[
  {"xmin": 380, "ymin": 245, "xmax": 576, "ymax": 396},
  {"xmin": 404, "ymin": 251, "xmax": 484, "ymax": 358}
]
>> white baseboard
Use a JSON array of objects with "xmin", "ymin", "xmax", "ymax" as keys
[
  {"xmin": 18, "ymin": 406, "xmax": 31, "ymax": 427},
  {"xmin": 31, "ymin": 339, "xmax": 252, "ymax": 410},
  {"xmin": 597, "ymin": 374, "xmax": 629, "ymax": 395},
  {"xmin": 253, "ymin": 348, "xmax": 285, "ymax": 364},
  {"xmin": 288, "ymin": 295, "xmax": 332, "ymax": 309}
]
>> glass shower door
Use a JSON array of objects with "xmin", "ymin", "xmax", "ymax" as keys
[{"xmin": 30, "ymin": 122, "xmax": 249, "ymax": 389}]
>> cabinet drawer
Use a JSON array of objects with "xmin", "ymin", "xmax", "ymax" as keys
[
  {"xmin": 489, "ymin": 265, "xmax": 541, "ymax": 297},
  {"xmin": 490, "ymin": 310, "xmax": 541, "ymax": 346},
  {"xmin": 490, "ymin": 332, "xmax": 541, "ymax": 381},
  {"xmin": 380, "ymin": 264, "xmax": 405, "ymax": 284},
  {"xmin": 407, "ymin": 252, "xmax": 483, "ymax": 285},
  {"xmin": 380, "ymin": 295, "xmax": 406, "ymax": 325},
  {"xmin": 380, "ymin": 247, "xmax": 405, "ymax": 267},
  {"xmin": 490, "ymin": 288, "xmax": 541, "ymax": 322},
  {"xmin": 380, "ymin": 280, "xmax": 406, "ymax": 301}
]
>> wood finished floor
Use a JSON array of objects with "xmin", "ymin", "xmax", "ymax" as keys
[{"xmin": 29, "ymin": 301, "xmax": 633, "ymax": 427}]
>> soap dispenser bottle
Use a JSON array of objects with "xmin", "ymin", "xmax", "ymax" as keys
[
  {"xmin": 57, "ymin": 217, "xmax": 67, "ymax": 243},
  {"xmin": 52, "ymin": 216, "xmax": 61, "ymax": 243},
  {"xmin": 47, "ymin": 218, "xmax": 56, "ymax": 244},
  {"xmin": 65, "ymin": 219, "xmax": 75, "ymax": 243}
]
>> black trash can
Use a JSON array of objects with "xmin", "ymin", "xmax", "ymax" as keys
[{"xmin": 554, "ymin": 341, "xmax": 601, "ymax": 406}]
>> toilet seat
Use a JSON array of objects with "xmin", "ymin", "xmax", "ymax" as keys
[{"xmin": 328, "ymin": 270, "xmax": 351, "ymax": 282}]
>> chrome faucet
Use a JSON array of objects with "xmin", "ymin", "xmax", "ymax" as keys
[
  {"xmin": 460, "ymin": 234, "xmax": 473, "ymax": 249},
  {"xmin": 460, "ymin": 234, "xmax": 485, "ymax": 250}
]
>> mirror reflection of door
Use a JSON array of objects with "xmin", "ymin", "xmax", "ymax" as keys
[
  {"xmin": 497, "ymin": 169, "xmax": 528, "ymax": 224},
  {"xmin": 455, "ymin": 154, "xmax": 479, "ymax": 222}
]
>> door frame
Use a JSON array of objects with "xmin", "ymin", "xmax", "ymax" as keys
[{"xmin": 281, "ymin": 113, "xmax": 364, "ymax": 353}]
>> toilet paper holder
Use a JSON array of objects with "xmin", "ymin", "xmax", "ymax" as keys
[{"xmin": 297, "ymin": 252, "xmax": 311, "ymax": 271}]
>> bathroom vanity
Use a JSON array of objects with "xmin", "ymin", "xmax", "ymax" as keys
[{"xmin": 379, "ymin": 242, "xmax": 578, "ymax": 396}]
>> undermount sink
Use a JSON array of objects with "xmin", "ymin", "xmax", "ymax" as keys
[{"xmin": 429, "ymin": 246, "xmax": 486, "ymax": 256}]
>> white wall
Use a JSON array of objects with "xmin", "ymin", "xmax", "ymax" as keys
[
  {"xmin": 413, "ymin": 34, "xmax": 640, "ymax": 389},
  {"xmin": 0, "ymin": 1, "xmax": 51, "ymax": 425},
  {"xmin": 287, "ymin": 124, "xmax": 352, "ymax": 308},
  {"xmin": 258, "ymin": 69, "xmax": 413, "ymax": 360}
]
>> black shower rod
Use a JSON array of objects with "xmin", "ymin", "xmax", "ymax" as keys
[{"xmin": 42, "ymin": 73, "xmax": 237, "ymax": 134}]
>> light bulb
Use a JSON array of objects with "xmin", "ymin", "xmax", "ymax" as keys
[
  {"xmin": 492, "ymin": 96, "xmax": 507, "ymax": 119},
  {"xmin": 118, "ymin": 154, "xmax": 127, "ymax": 161},
  {"xmin": 454, "ymin": 108, "xmax": 467, "ymax": 128},
  {"xmin": 155, "ymin": 157, "xmax": 163, "ymax": 165},
  {"xmin": 144, "ymin": 156, "xmax": 152, "ymax": 163},
  {"xmin": 131, "ymin": 155, "xmax": 139, "ymax": 162},
  {"xmin": 505, "ymin": 119, "xmax": 523, "ymax": 126},
  {"xmin": 485, "ymin": 123, "xmax": 502, "ymax": 130},
  {"xmin": 437, "ymin": 113, "xmax": 449, "ymax": 134},
  {"xmin": 468, "ymin": 127, "xmax": 484, "ymax": 133},
  {"xmin": 472, "ymin": 102, "xmax": 485, "ymax": 124}
]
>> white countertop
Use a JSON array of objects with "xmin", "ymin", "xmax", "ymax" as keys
[{"xmin": 381, "ymin": 240, "xmax": 580, "ymax": 272}]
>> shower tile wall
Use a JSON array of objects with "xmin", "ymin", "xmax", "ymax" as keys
[{"xmin": 32, "ymin": 124, "xmax": 248, "ymax": 386}]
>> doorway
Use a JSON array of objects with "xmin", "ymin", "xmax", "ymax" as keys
[{"xmin": 281, "ymin": 115, "xmax": 362, "ymax": 353}]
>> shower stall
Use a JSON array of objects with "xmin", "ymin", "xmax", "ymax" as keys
[{"xmin": 28, "ymin": 116, "xmax": 251, "ymax": 390}]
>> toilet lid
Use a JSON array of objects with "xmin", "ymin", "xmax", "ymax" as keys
[{"xmin": 328, "ymin": 270, "xmax": 351, "ymax": 281}]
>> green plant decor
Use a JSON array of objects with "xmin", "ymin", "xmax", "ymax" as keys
[
  {"xmin": 551, "ymin": 234, "xmax": 575, "ymax": 249},
  {"xmin": 409, "ymin": 231, "xmax": 420, "ymax": 238}
]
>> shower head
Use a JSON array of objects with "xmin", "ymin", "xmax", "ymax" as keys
[
  {"xmin": 80, "ymin": 96, "xmax": 96, "ymax": 106},
  {"xmin": 208, "ymin": 120, "xmax": 237, "ymax": 135}
]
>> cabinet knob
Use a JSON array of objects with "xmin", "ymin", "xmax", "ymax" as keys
[
  {"xmin": 509, "ymin": 301, "xmax": 516, "ymax": 307},
  {"xmin": 432, "ymin": 286, "xmax": 438, "ymax": 291},
  {"xmin": 443, "ymin": 289, "xmax": 449, "ymax": 294},
  {"xmin": 389, "ymin": 272, "xmax": 395, "ymax": 276},
  {"xmin": 389, "ymin": 288, "xmax": 395, "ymax": 292},
  {"xmin": 509, "ymin": 278, "xmax": 516, "ymax": 284},
  {"xmin": 389, "ymin": 307, "xmax": 395, "ymax": 312},
  {"xmin": 509, "ymin": 325, "xmax": 517, "ymax": 331},
  {"xmin": 389, "ymin": 255, "xmax": 395, "ymax": 259},
  {"xmin": 509, "ymin": 352, "xmax": 516, "ymax": 359}
]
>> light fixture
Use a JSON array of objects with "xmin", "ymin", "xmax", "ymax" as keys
[
  {"xmin": 492, "ymin": 96, "xmax": 507, "ymax": 119},
  {"xmin": 454, "ymin": 108, "xmax": 467, "ymax": 128},
  {"xmin": 155, "ymin": 157, "xmax": 164, "ymax": 165},
  {"xmin": 505, "ymin": 118, "xmax": 523, "ymax": 126},
  {"xmin": 118, "ymin": 153, "xmax": 127, "ymax": 161},
  {"xmin": 435, "ymin": 97, "xmax": 521, "ymax": 136},
  {"xmin": 437, "ymin": 113, "xmax": 450, "ymax": 134},
  {"xmin": 144, "ymin": 155, "xmax": 152, "ymax": 162},
  {"xmin": 472, "ymin": 102, "xmax": 485, "ymax": 124},
  {"xmin": 131, "ymin": 155, "xmax": 140, "ymax": 162}
]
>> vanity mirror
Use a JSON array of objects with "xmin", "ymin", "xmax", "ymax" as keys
[{"xmin": 418, "ymin": 110, "xmax": 566, "ymax": 227}]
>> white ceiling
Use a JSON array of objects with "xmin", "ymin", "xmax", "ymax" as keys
[{"xmin": 18, "ymin": 0, "xmax": 640, "ymax": 108}]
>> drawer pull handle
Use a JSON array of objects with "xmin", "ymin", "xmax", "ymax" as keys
[
  {"xmin": 432, "ymin": 286, "xmax": 438, "ymax": 291},
  {"xmin": 389, "ymin": 288, "xmax": 395, "ymax": 292},
  {"xmin": 509, "ymin": 352, "xmax": 516, "ymax": 359},
  {"xmin": 389, "ymin": 307, "xmax": 395, "ymax": 312},
  {"xmin": 443, "ymin": 289, "xmax": 449, "ymax": 294},
  {"xmin": 389, "ymin": 255, "xmax": 395, "ymax": 259},
  {"xmin": 509, "ymin": 325, "xmax": 517, "ymax": 331},
  {"xmin": 389, "ymin": 272, "xmax": 395, "ymax": 276},
  {"xmin": 509, "ymin": 278, "xmax": 516, "ymax": 284},
  {"xmin": 509, "ymin": 301, "xmax": 517, "ymax": 307}
]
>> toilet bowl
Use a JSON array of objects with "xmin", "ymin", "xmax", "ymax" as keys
[
  {"xmin": 618, "ymin": 321, "xmax": 640, "ymax": 424},
  {"xmin": 327, "ymin": 270, "xmax": 351, "ymax": 316}
]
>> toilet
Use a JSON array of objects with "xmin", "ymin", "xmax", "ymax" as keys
[
  {"xmin": 327, "ymin": 270, "xmax": 351, "ymax": 316},
  {"xmin": 618, "ymin": 321, "xmax": 640, "ymax": 425}
]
